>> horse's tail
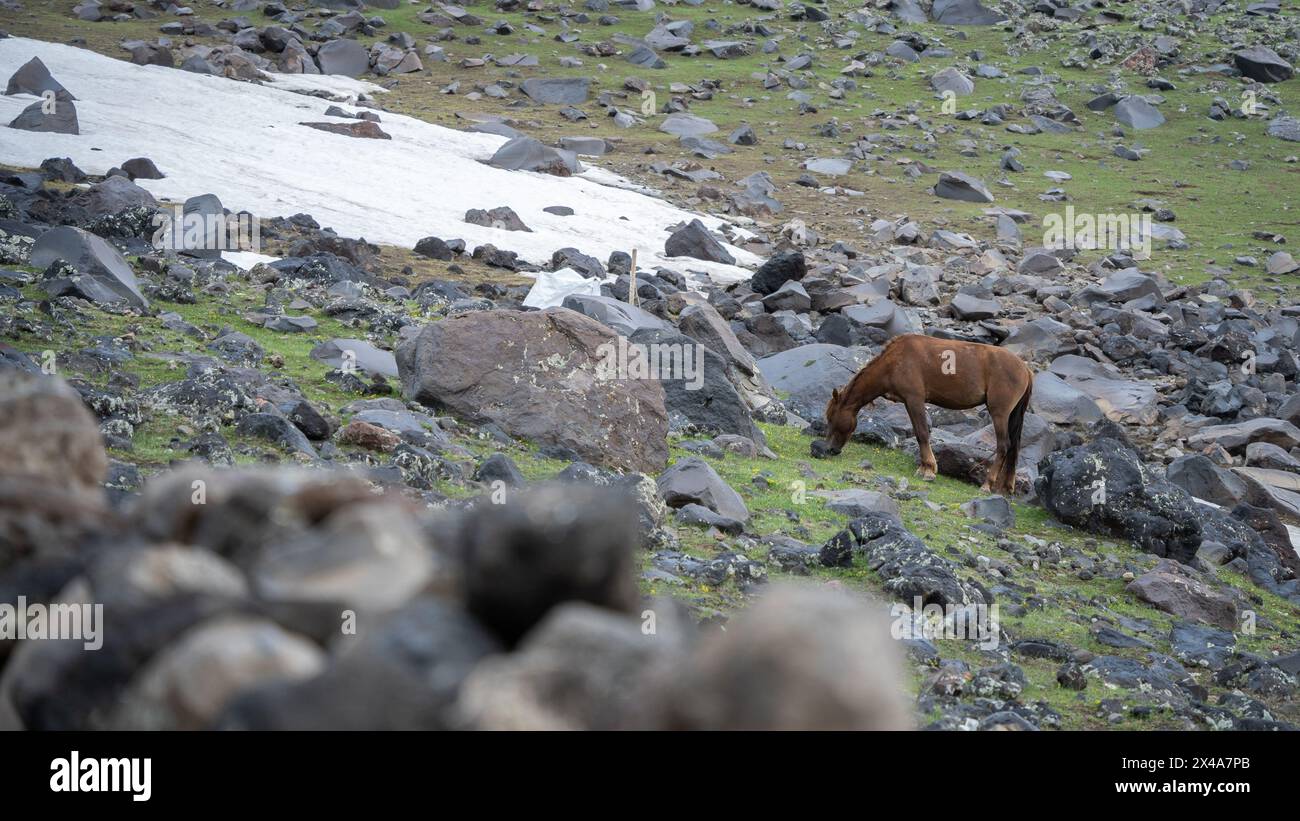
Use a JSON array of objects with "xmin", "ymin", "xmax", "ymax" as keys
[{"xmin": 1004, "ymin": 372, "xmax": 1033, "ymax": 489}]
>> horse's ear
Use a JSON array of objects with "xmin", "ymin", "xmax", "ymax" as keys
[{"xmin": 830, "ymin": 387, "xmax": 840, "ymax": 403}]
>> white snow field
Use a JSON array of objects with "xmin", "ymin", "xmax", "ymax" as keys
[{"xmin": 0, "ymin": 38, "xmax": 760, "ymax": 284}]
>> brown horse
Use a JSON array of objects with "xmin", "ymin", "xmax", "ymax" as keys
[{"xmin": 812, "ymin": 334, "xmax": 1034, "ymax": 494}]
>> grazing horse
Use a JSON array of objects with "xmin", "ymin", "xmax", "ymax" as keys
[{"xmin": 813, "ymin": 334, "xmax": 1034, "ymax": 495}]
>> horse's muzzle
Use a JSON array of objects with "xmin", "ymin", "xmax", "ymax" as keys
[{"xmin": 810, "ymin": 440, "xmax": 839, "ymax": 459}]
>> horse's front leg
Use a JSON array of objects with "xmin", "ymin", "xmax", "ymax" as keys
[{"xmin": 903, "ymin": 398, "xmax": 937, "ymax": 481}]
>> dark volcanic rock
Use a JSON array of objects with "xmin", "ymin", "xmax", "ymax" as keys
[
  {"xmin": 121, "ymin": 157, "xmax": 164, "ymax": 180},
  {"xmin": 521, "ymin": 77, "xmax": 590, "ymax": 104},
  {"xmin": 1128, "ymin": 560, "xmax": 1238, "ymax": 630},
  {"xmin": 31, "ymin": 226, "xmax": 149, "ymax": 309},
  {"xmin": 1036, "ymin": 432, "xmax": 1202, "ymax": 563},
  {"xmin": 931, "ymin": 0, "xmax": 1006, "ymax": 25},
  {"xmin": 935, "ymin": 171, "xmax": 994, "ymax": 203},
  {"xmin": 1114, "ymin": 96, "xmax": 1165, "ymax": 130},
  {"xmin": 5, "ymin": 57, "xmax": 75, "ymax": 101},
  {"xmin": 657, "ymin": 456, "xmax": 750, "ymax": 523},
  {"xmin": 487, "ymin": 136, "xmax": 581, "ymax": 175},
  {"xmin": 750, "ymin": 250, "xmax": 806, "ymax": 295},
  {"xmin": 1235, "ymin": 46, "xmax": 1293, "ymax": 83},
  {"xmin": 315, "ymin": 39, "xmax": 369, "ymax": 77},
  {"xmin": 300, "ymin": 121, "xmax": 391, "ymax": 139},
  {"xmin": 9, "ymin": 99, "xmax": 79, "ymax": 135},
  {"xmin": 664, "ymin": 219, "xmax": 735, "ymax": 265},
  {"xmin": 819, "ymin": 513, "xmax": 989, "ymax": 608}
]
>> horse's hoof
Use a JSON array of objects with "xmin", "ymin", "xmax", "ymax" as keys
[
  {"xmin": 917, "ymin": 468, "xmax": 936, "ymax": 481},
  {"xmin": 979, "ymin": 482, "xmax": 992, "ymax": 493}
]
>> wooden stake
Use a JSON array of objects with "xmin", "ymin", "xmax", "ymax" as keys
[{"xmin": 628, "ymin": 248, "xmax": 639, "ymax": 307}]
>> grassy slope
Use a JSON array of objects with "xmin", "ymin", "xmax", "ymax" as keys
[{"xmin": 8, "ymin": 265, "xmax": 1299, "ymax": 728}]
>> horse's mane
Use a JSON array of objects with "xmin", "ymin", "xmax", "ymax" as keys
[
  {"xmin": 835, "ymin": 336, "xmax": 901, "ymax": 405},
  {"xmin": 876, "ymin": 335, "xmax": 907, "ymax": 357}
]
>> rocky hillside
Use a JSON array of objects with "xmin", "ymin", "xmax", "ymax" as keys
[{"xmin": 0, "ymin": 0, "xmax": 1298, "ymax": 731}]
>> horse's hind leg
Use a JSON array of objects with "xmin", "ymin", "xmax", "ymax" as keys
[
  {"xmin": 982, "ymin": 401, "xmax": 1011, "ymax": 494},
  {"xmin": 903, "ymin": 397, "xmax": 937, "ymax": 481}
]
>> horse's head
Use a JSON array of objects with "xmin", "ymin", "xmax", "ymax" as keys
[{"xmin": 814, "ymin": 386, "xmax": 857, "ymax": 458}]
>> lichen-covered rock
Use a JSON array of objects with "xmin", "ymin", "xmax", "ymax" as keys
[
  {"xmin": 397, "ymin": 308, "xmax": 668, "ymax": 473},
  {"xmin": 1036, "ymin": 433, "xmax": 1202, "ymax": 563},
  {"xmin": 819, "ymin": 513, "xmax": 989, "ymax": 608}
]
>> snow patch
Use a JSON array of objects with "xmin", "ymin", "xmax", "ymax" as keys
[
  {"xmin": 223, "ymin": 250, "xmax": 280, "ymax": 271},
  {"xmin": 0, "ymin": 38, "xmax": 759, "ymax": 285},
  {"xmin": 263, "ymin": 72, "xmax": 386, "ymax": 102}
]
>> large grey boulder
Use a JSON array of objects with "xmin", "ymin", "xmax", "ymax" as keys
[
  {"xmin": 31, "ymin": 226, "xmax": 149, "ymax": 309},
  {"xmin": 930, "ymin": 67, "xmax": 974, "ymax": 97},
  {"xmin": 1037, "ymin": 435, "xmax": 1204, "ymax": 563},
  {"xmin": 1268, "ymin": 115, "xmax": 1300, "ymax": 142},
  {"xmin": 1096, "ymin": 268, "xmax": 1160, "ymax": 301},
  {"xmin": 657, "ymin": 456, "xmax": 749, "ymax": 522},
  {"xmin": 1186, "ymin": 418, "xmax": 1300, "ymax": 455},
  {"xmin": 309, "ymin": 338, "xmax": 398, "ymax": 377},
  {"xmin": 1127, "ymin": 560, "xmax": 1238, "ymax": 630},
  {"xmin": 756, "ymin": 343, "xmax": 872, "ymax": 419},
  {"xmin": 155, "ymin": 193, "xmax": 225, "ymax": 260},
  {"xmin": 315, "ymin": 39, "xmax": 369, "ymax": 77},
  {"xmin": 561, "ymin": 294, "xmax": 670, "ymax": 335},
  {"xmin": 889, "ymin": 0, "xmax": 927, "ymax": 22},
  {"xmin": 645, "ymin": 24, "xmax": 692, "ymax": 51},
  {"xmin": 949, "ymin": 292, "xmax": 1000, "ymax": 320},
  {"xmin": 1114, "ymin": 96, "xmax": 1165, "ymax": 130},
  {"xmin": 1047, "ymin": 355, "xmax": 1157, "ymax": 424},
  {"xmin": 930, "ymin": 0, "xmax": 1006, "ymax": 24},
  {"xmin": 1166, "ymin": 455, "xmax": 1249, "ymax": 507},
  {"xmin": 1235, "ymin": 46, "xmax": 1293, "ymax": 83},
  {"xmin": 631, "ymin": 327, "xmax": 763, "ymax": 442},
  {"xmin": 664, "ymin": 219, "xmax": 735, "ymax": 265},
  {"xmin": 678, "ymin": 298, "xmax": 775, "ymax": 414},
  {"xmin": 8, "ymin": 99, "xmax": 79, "ymax": 134},
  {"xmin": 1030, "ymin": 371, "xmax": 1103, "ymax": 425},
  {"xmin": 812, "ymin": 488, "xmax": 900, "ymax": 521},
  {"xmin": 659, "ymin": 113, "xmax": 718, "ymax": 138},
  {"xmin": 487, "ymin": 136, "xmax": 581, "ymax": 175},
  {"xmin": 625, "ymin": 43, "xmax": 667, "ymax": 70},
  {"xmin": 76, "ymin": 175, "xmax": 159, "ymax": 218},
  {"xmin": 521, "ymin": 77, "xmax": 590, "ymax": 104},
  {"xmin": 1002, "ymin": 317, "xmax": 1076, "ymax": 361},
  {"xmin": 5, "ymin": 57, "xmax": 75, "ymax": 100},
  {"xmin": 935, "ymin": 171, "xmax": 994, "ymax": 203},
  {"xmin": 122, "ymin": 157, "xmax": 164, "ymax": 180},
  {"xmin": 397, "ymin": 308, "xmax": 669, "ymax": 473}
]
